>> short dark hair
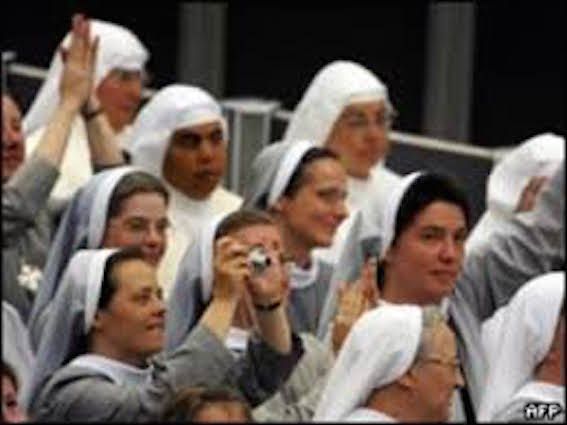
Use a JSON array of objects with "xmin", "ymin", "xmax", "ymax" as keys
[
  {"xmin": 162, "ymin": 386, "xmax": 253, "ymax": 422},
  {"xmin": 106, "ymin": 171, "xmax": 169, "ymax": 220},
  {"xmin": 215, "ymin": 209, "xmax": 276, "ymax": 240},
  {"xmin": 282, "ymin": 147, "xmax": 339, "ymax": 199},
  {"xmin": 376, "ymin": 173, "xmax": 470, "ymax": 290},
  {"xmin": 97, "ymin": 246, "xmax": 147, "ymax": 310},
  {"xmin": 393, "ymin": 173, "xmax": 470, "ymax": 245}
]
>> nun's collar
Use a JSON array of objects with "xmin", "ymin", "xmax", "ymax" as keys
[
  {"xmin": 69, "ymin": 354, "xmax": 153, "ymax": 387},
  {"xmin": 289, "ymin": 259, "xmax": 320, "ymax": 290}
]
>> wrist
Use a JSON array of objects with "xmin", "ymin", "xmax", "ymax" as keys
[
  {"xmin": 253, "ymin": 298, "xmax": 283, "ymax": 312},
  {"xmin": 58, "ymin": 98, "xmax": 82, "ymax": 115}
]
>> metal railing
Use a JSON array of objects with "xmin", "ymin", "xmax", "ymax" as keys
[{"xmin": 4, "ymin": 58, "xmax": 505, "ymax": 222}]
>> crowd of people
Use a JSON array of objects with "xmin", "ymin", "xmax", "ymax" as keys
[{"xmin": 2, "ymin": 14, "xmax": 564, "ymax": 423}]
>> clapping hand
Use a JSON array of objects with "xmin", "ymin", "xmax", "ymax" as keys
[
  {"xmin": 59, "ymin": 14, "xmax": 99, "ymax": 112},
  {"xmin": 331, "ymin": 256, "xmax": 379, "ymax": 352}
]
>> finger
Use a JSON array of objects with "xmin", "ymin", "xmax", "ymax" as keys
[{"xmin": 88, "ymin": 35, "xmax": 99, "ymax": 73}]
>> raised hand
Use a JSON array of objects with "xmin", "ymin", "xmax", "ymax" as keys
[
  {"xmin": 246, "ymin": 246, "xmax": 289, "ymax": 308},
  {"xmin": 515, "ymin": 175, "xmax": 549, "ymax": 213},
  {"xmin": 59, "ymin": 14, "xmax": 99, "ymax": 112},
  {"xmin": 212, "ymin": 236, "xmax": 249, "ymax": 302},
  {"xmin": 331, "ymin": 256, "xmax": 379, "ymax": 353}
]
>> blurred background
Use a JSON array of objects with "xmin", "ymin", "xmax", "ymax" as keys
[{"xmin": 3, "ymin": 1, "xmax": 564, "ymax": 225}]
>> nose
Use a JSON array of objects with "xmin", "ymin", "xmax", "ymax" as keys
[
  {"xmin": 125, "ymin": 77, "xmax": 143, "ymax": 101},
  {"xmin": 439, "ymin": 237, "xmax": 458, "ymax": 262},
  {"xmin": 144, "ymin": 225, "xmax": 163, "ymax": 247},
  {"xmin": 152, "ymin": 294, "xmax": 166, "ymax": 317},
  {"xmin": 198, "ymin": 139, "xmax": 216, "ymax": 161},
  {"xmin": 335, "ymin": 199, "xmax": 349, "ymax": 223},
  {"xmin": 3, "ymin": 125, "xmax": 24, "ymax": 148}
]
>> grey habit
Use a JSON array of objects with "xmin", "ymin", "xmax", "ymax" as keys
[
  {"xmin": 163, "ymin": 215, "xmax": 334, "ymax": 422},
  {"xmin": 2, "ymin": 301, "xmax": 35, "ymax": 397},
  {"xmin": 26, "ymin": 166, "xmax": 139, "ymax": 349},
  {"xmin": 2, "ymin": 155, "xmax": 59, "ymax": 321},
  {"xmin": 241, "ymin": 139, "xmax": 336, "ymax": 335},
  {"xmin": 25, "ymin": 249, "xmax": 304, "ymax": 422}
]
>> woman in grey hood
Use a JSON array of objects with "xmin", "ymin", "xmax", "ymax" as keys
[{"xmin": 242, "ymin": 139, "xmax": 348, "ymax": 335}]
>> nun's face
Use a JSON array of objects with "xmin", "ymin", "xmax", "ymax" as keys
[
  {"xmin": 277, "ymin": 158, "xmax": 348, "ymax": 250},
  {"xmin": 384, "ymin": 201, "xmax": 467, "ymax": 304},
  {"xmin": 2, "ymin": 374, "xmax": 27, "ymax": 423},
  {"xmin": 96, "ymin": 68, "xmax": 144, "ymax": 132},
  {"xmin": 411, "ymin": 322, "xmax": 463, "ymax": 421},
  {"xmin": 326, "ymin": 100, "xmax": 392, "ymax": 179},
  {"xmin": 102, "ymin": 192, "xmax": 169, "ymax": 266},
  {"xmin": 2, "ymin": 95, "xmax": 25, "ymax": 183},
  {"xmin": 94, "ymin": 258, "xmax": 166, "ymax": 364},
  {"xmin": 194, "ymin": 402, "xmax": 251, "ymax": 423},
  {"xmin": 162, "ymin": 121, "xmax": 227, "ymax": 200}
]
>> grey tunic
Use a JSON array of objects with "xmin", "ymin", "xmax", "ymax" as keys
[
  {"xmin": 31, "ymin": 324, "xmax": 304, "ymax": 422},
  {"xmin": 253, "ymin": 333, "xmax": 335, "ymax": 422},
  {"xmin": 287, "ymin": 261, "xmax": 334, "ymax": 335},
  {"xmin": 2, "ymin": 156, "xmax": 59, "ymax": 321}
]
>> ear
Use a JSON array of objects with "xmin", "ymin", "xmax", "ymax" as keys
[
  {"xmin": 397, "ymin": 366, "xmax": 418, "ymax": 390},
  {"xmin": 91, "ymin": 310, "xmax": 106, "ymax": 332},
  {"xmin": 269, "ymin": 198, "xmax": 286, "ymax": 214}
]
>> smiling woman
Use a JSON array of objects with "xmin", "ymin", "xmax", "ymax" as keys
[
  {"xmin": 27, "ymin": 166, "xmax": 170, "ymax": 350},
  {"xmin": 242, "ymin": 139, "xmax": 348, "ymax": 334}
]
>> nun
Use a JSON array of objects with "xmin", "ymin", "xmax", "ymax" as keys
[
  {"xmin": 242, "ymin": 139, "xmax": 349, "ymax": 334},
  {"xmin": 319, "ymin": 163, "xmax": 564, "ymax": 421},
  {"xmin": 284, "ymin": 60, "xmax": 402, "ymax": 244},
  {"xmin": 2, "ymin": 302, "xmax": 35, "ymax": 405},
  {"xmin": 165, "ymin": 209, "xmax": 335, "ymax": 422},
  {"xmin": 23, "ymin": 17, "xmax": 148, "ymax": 205},
  {"xmin": 27, "ymin": 165, "xmax": 170, "ymax": 349},
  {"xmin": 466, "ymin": 132, "xmax": 565, "ymax": 255},
  {"xmin": 129, "ymin": 84, "xmax": 242, "ymax": 291},
  {"xmin": 23, "ymin": 247, "xmax": 303, "ymax": 421},
  {"xmin": 479, "ymin": 272, "xmax": 565, "ymax": 422},
  {"xmin": 314, "ymin": 304, "xmax": 462, "ymax": 422}
]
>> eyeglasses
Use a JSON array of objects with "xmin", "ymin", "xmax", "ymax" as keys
[
  {"xmin": 420, "ymin": 356, "xmax": 461, "ymax": 372},
  {"xmin": 342, "ymin": 109, "xmax": 398, "ymax": 131}
]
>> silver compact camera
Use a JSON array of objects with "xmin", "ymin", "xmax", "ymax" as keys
[{"xmin": 248, "ymin": 246, "xmax": 272, "ymax": 275}]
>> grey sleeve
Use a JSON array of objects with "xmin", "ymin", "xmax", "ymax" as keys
[
  {"xmin": 34, "ymin": 325, "xmax": 236, "ymax": 422},
  {"xmin": 223, "ymin": 331, "xmax": 305, "ymax": 407},
  {"xmin": 458, "ymin": 163, "xmax": 564, "ymax": 322},
  {"xmin": 2, "ymin": 156, "xmax": 59, "ymax": 246},
  {"xmin": 33, "ymin": 325, "xmax": 304, "ymax": 421}
]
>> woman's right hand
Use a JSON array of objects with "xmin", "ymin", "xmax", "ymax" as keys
[
  {"xmin": 331, "ymin": 256, "xmax": 379, "ymax": 353},
  {"xmin": 212, "ymin": 236, "xmax": 250, "ymax": 302}
]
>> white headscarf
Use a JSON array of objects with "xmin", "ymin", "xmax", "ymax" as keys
[
  {"xmin": 27, "ymin": 166, "xmax": 142, "ymax": 349},
  {"xmin": 379, "ymin": 171, "xmax": 424, "ymax": 259},
  {"xmin": 129, "ymin": 84, "xmax": 228, "ymax": 180},
  {"xmin": 2, "ymin": 301, "xmax": 35, "ymax": 402},
  {"xmin": 478, "ymin": 272, "xmax": 565, "ymax": 421},
  {"xmin": 23, "ymin": 20, "xmax": 149, "ymax": 136},
  {"xmin": 487, "ymin": 133, "xmax": 564, "ymax": 217},
  {"xmin": 164, "ymin": 212, "xmax": 229, "ymax": 352},
  {"xmin": 243, "ymin": 139, "xmax": 315, "ymax": 209},
  {"xmin": 22, "ymin": 249, "xmax": 118, "ymax": 410},
  {"xmin": 284, "ymin": 60, "xmax": 391, "ymax": 147},
  {"xmin": 314, "ymin": 304, "xmax": 422, "ymax": 421}
]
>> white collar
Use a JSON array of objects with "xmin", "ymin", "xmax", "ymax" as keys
[
  {"xmin": 344, "ymin": 407, "xmax": 397, "ymax": 422},
  {"xmin": 69, "ymin": 354, "xmax": 153, "ymax": 387},
  {"xmin": 289, "ymin": 260, "xmax": 320, "ymax": 290},
  {"xmin": 514, "ymin": 381, "xmax": 565, "ymax": 405}
]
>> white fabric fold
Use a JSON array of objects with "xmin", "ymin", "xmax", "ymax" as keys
[
  {"xmin": 379, "ymin": 171, "xmax": 423, "ymax": 259},
  {"xmin": 314, "ymin": 304, "xmax": 422, "ymax": 421},
  {"xmin": 478, "ymin": 272, "xmax": 565, "ymax": 421},
  {"xmin": 69, "ymin": 354, "xmax": 153, "ymax": 387},
  {"xmin": 267, "ymin": 140, "xmax": 313, "ymax": 206},
  {"xmin": 23, "ymin": 20, "xmax": 148, "ymax": 136}
]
